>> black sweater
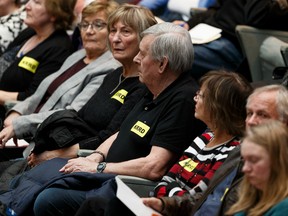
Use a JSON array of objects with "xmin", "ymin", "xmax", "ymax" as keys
[
  {"xmin": 0, "ymin": 29, "xmax": 73, "ymax": 101},
  {"xmin": 77, "ymin": 67, "xmax": 146, "ymax": 149}
]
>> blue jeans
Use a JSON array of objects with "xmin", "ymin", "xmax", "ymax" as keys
[
  {"xmin": 33, "ymin": 188, "xmax": 86, "ymax": 216},
  {"xmin": 191, "ymin": 37, "xmax": 244, "ymax": 80},
  {"xmin": 33, "ymin": 178, "xmax": 117, "ymax": 216}
]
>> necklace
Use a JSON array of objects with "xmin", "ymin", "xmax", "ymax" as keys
[
  {"xmin": 110, "ymin": 72, "xmax": 139, "ymax": 94},
  {"xmin": 18, "ymin": 36, "xmax": 41, "ymax": 58}
]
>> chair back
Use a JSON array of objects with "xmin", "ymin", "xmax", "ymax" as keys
[{"xmin": 236, "ymin": 25, "xmax": 288, "ymax": 81}]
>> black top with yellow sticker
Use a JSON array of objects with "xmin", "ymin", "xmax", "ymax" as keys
[
  {"xmin": 106, "ymin": 72, "xmax": 206, "ymax": 163},
  {"xmin": 78, "ymin": 67, "xmax": 146, "ymax": 150},
  {"xmin": 0, "ymin": 29, "xmax": 73, "ymax": 101}
]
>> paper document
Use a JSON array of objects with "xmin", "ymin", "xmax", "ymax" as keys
[
  {"xmin": 189, "ymin": 23, "xmax": 222, "ymax": 44},
  {"xmin": 115, "ymin": 176, "xmax": 162, "ymax": 216},
  {"xmin": 5, "ymin": 139, "xmax": 29, "ymax": 148}
]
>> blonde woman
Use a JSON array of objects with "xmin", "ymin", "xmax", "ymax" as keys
[{"xmin": 227, "ymin": 120, "xmax": 288, "ymax": 216}]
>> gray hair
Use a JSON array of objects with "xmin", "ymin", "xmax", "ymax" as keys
[
  {"xmin": 141, "ymin": 22, "xmax": 194, "ymax": 74},
  {"xmin": 249, "ymin": 84, "xmax": 288, "ymax": 123}
]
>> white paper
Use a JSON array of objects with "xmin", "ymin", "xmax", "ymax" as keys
[
  {"xmin": 115, "ymin": 176, "xmax": 162, "ymax": 216},
  {"xmin": 189, "ymin": 23, "xmax": 222, "ymax": 44},
  {"xmin": 5, "ymin": 138, "xmax": 29, "ymax": 148}
]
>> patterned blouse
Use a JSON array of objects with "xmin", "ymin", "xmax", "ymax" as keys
[
  {"xmin": 154, "ymin": 131, "xmax": 240, "ymax": 198},
  {"xmin": 0, "ymin": 6, "xmax": 27, "ymax": 54}
]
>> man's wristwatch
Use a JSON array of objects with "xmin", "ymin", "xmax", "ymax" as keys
[{"xmin": 96, "ymin": 162, "xmax": 107, "ymax": 173}]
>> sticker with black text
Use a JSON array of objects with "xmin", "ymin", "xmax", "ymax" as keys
[
  {"xmin": 131, "ymin": 121, "xmax": 150, "ymax": 137},
  {"xmin": 111, "ymin": 89, "xmax": 128, "ymax": 104},
  {"xmin": 18, "ymin": 56, "xmax": 39, "ymax": 73}
]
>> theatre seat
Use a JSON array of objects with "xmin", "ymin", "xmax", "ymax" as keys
[
  {"xmin": 235, "ymin": 25, "xmax": 288, "ymax": 82},
  {"xmin": 77, "ymin": 149, "xmax": 157, "ymax": 197}
]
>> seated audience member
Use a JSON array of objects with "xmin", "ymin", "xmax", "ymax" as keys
[
  {"xmin": 137, "ymin": 0, "xmax": 182, "ymax": 22},
  {"xmin": 0, "ymin": 22, "xmax": 205, "ymax": 216},
  {"xmin": 153, "ymin": 71, "xmax": 251, "ymax": 198},
  {"xmin": 0, "ymin": 1, "xmax": 120, "ymax": 159},
  {"xmin": 72, "ymin": 0, "xmax": 110, "ymax": 51},
  {"xmin": 0, "ymin": 0, "xmax": 77, "ymax": 120},
  {"xmin": 141, "ymin": 84, "xmax": 288, "ymax": 216},
  {"xmin": 173, "ymin": 0, "xmax": 288, "ymax": 80},
  {"xmin": 102, "ymin": 70, "xmax": 252, "ymax": 216},
  {"xmin": 210, "ymin": 84, "xmax": 288, "ymax": 216},
  {"xmin": 167, "ymin": 0, "xmax": 217, "ymax": 21},
  {"xmin": 226, "ymin": 120, "xmax": 288, "ymax": 216},
  {"xmin": 26, "ymin": 3, "xmax": 157, "ymax": 166},
  {"xmin": 0, "ymin": 0, "xmax": 27, "ymax": 54}
]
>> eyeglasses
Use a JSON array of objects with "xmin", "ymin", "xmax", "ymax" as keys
[
  {"xmin": 194, "ymin": 90, "xmax": 204, "ymax": 100},
  {"xmin": 78, "ymin": 20, "xmax": 107, "ymax": 31}
]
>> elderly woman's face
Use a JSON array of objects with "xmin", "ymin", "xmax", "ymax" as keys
[
  {"xmin": 108, "ymin": 21, "xmax": 139, "ymax": 63},
  {"xmin": 80, "ymin": 11, "xmax": 108, "ymax": 54},
  {"xmin": 193, "ymin": 86, "xmax": 210, "ymax": 124},
  {"xmin": 24, "ymin": 0, "xmax": 52, "ymax": 29},
  {"xmin": 241, "ymin": 139, "xmax": 271, "ymax": 191}
]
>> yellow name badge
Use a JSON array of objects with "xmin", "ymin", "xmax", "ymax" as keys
[
  {"xmin": 18, "ymin": 56, "xmax": 39, "ymax": 73},
  {"xmin": 131, "ymin": 121, "xmax": 150, "ymax": 137},
  {"xmin": 179, "ymin": 158, "xmax": 198, "ymax": 172},
  {"xmin": 111, "ymin": 89, "xmax": 128, "ymax": 104}
]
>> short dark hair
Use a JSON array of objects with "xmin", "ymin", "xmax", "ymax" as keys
[{"xmin": 199, "ymin": 70, "xmax": 253, "ymax": 136}]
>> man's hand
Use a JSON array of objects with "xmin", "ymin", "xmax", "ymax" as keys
[
  {"xmin": 277, "ymin": 0, "xmax": 288, "ymax": 10},
  {"xmin": 59, "ymin": 157, "xmax": 98, "ymax": 173},
  {"xmin": 172, "ymin": 20, "xmax": 189, "ymax": 30}
]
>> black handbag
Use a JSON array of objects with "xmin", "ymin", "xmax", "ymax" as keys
[{"xmin": 32, "ymin": 109, "xmax": 97, "ymax": 154}]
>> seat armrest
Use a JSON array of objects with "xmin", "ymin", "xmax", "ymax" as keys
[
  {"xmin": 190, "ymin": 7, "xmax": 207, "ymax": 16},
  {"xmin": 77, "ymin": 149, "xmax": 94, "ymax": 157},
  {"xmin": 77, "ymin": 150, "xmax": 158, "ymax": 197},
  {"xmin": 118, "ymin": 175, "xmax": 157, "ymax": 197},
  {"xmin": 281, "ymin": 44, "xmax": 288, "ymax": 66}
]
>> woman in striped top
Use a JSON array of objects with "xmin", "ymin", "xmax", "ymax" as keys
[{"xmin": 142, "ymin": 70, "xmax": 253, "ymax": 215}]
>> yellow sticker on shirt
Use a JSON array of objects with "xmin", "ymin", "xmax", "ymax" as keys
[
  {"xmin": 179, "ymin": 158, "xmax": 198, "ymax": 172},
  {"xmin": 111, "ymin": 89, "xmax": 128, "ymax": 104},
  {"xmin": 18, "ymin": 56, "xmax": 39, "ymax": 73},
  {"xmin": 131, "ymin": 121, "xmax": 150, "ymax": 137}
]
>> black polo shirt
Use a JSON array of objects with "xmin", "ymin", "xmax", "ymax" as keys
[{"xmin": 106, "ymin": 72, "xmax": 206, "ymax": 163}]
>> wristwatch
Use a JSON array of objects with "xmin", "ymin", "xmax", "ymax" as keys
[{"xmin": 96, "ymin": 162, "xmax": 107, "ymax": 173}]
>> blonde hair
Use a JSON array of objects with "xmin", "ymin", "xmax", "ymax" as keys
[
  {"xmin": 226, "ymin": 120, "xmax": 288, "ymax": 216},
  {"xmin": 81, "ymin": 1, "xmax": 119, "ymax": 20},
  {"xmin": 107, "ymin": 4, "xmax": 157, "ymax": 41}
]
